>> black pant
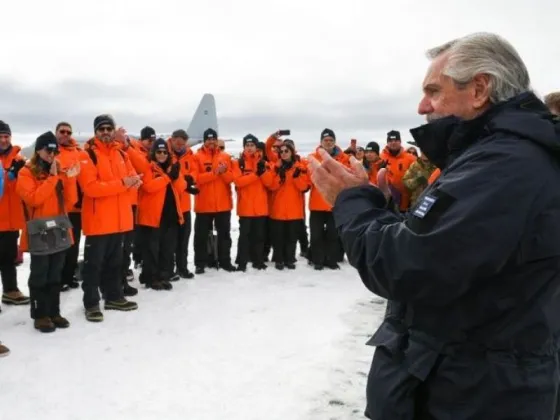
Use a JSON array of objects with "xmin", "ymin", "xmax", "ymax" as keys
[
  {"xmin": 175, "ymin": 211, "xmax": 192, "ymax": 272},
  {"xmin": 61, "ymin": 212, "xmax": 82, "ymax": 286},
  {"xmin": 0, "ymin": 231, "xmax": 19, "ymax": 292},
  {"xmin": 194, "ymin": 211, "xmax": 232, "ymax": 268},
  {"xmin": 139, "ymin": 223, "xmax": 178, "ymax": 285},
  {"xmin": 298, "ymin": 219, "xmax": 309, "ymax": 252},
  {"xmin": 81, "ymin": 233, "xmax": 125, "ymax": 309},
  {"xmin": 309, "ymin": 210, "xmax": 338, "ymax": 266},
  {"xmin": 29, "ymin": 250, "xmax": 66, "ymax": 319},
  {"xmin": 264, "ymin": 217, "xmax": 272, "ymax": 260},
  {"xmin": 122, "ymin": 205, "xmax": 137, "ymax": 274},
  {"xmin": 237, "ymin": 216, "xmax": 267, "ymax": 267},
  {"xmin": 270, "ymin": 219, "xmax": 300, "ymax": 264}
]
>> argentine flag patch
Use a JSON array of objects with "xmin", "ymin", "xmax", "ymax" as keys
[{"xmin": 412, "ymin": 195, "xmax": 437, "ymax": 219}]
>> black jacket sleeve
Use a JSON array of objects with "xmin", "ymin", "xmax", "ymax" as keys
[{"xmin": 332, "ymin": 146, "xmax": 541, "ymax": 306}]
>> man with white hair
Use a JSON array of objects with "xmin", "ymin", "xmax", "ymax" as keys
[{"xmin": 309, "ymin": 32, "xmax": 560, "ymax": 418}]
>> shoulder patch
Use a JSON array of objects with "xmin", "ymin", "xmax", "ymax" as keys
[{"xmin": 412, "ymin": 194, "xmax": 437, "ymax": 219}]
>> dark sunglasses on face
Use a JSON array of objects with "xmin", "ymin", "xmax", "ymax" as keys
[
  {"xmin": 280, "ymin": 148, "xmax": 290, "ymax": 154},
  {"xmin": 58, "ymin": 129, "xmax": 72, "ymax": 135},
  {"xmin": 44, "ymin": 148, "xmax": 59, "ymax": 155},
  {"xmin": 98, "ymin": 126, "xmax": 113, "ymax": 133},
  {"xmin": 156, "ymin": 150, "xmax": 168, "ymax": 155}
]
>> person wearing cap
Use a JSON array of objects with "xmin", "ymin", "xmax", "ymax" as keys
[
  {"xmin": 167, "ymin": 129, "xmax": 199, "ymax": 279},
  {"xmin": 77, "ymin": 114, "xmax": 141, "ymax": 322},
  {"xmin": 232, "ymin": 134, "xmax": 274, "ymax": 271},
  {"xmin": 55, "ymin": 121, "xmax": 86, "ymax": 292},
  {"xmin": 0, "ymin": 120, "xmax": 30, "ymax": 309},
  {"xmin": 379, "ymin": 130, "xmax": 416, "ymax": 212},
  {"xmin": 136, "ymin": 138, "xmax": 186, "ymax": 290},
  {"xmin": 307, "ymin": 128, "xmax": 350, "ymax": 270},
  {"xmin": 363, "ymin": 141, "xmax": 384, "ymax": 185},
  {"xmin": 191, "ymin": 128, "xmax": 236, "ymax": 273},
  {"xmin": 16, "ymin": 131, "xmax": 78, "ymax": 332}
]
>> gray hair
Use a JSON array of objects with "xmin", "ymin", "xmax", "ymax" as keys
[{"xmin": 426, "ymin": 32, "xmax": 531, "ymax": 104}]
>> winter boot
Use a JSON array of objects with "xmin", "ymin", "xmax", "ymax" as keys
[
  {"xmin": 178, "ymin": 269, "xmax": 194, "ymax": 279},
  {"xmin": 48, "ymin": 284, "xmax": 70, "ymax": 328},
  {"xmin": 105, "ymin": 299, "xmax": 138, "ymax": 311},
  {"xmin": 2, "ymin": 290, "xmax": 30, "ymax": 305},
  {"xmin": 85, "ymin": 306, "xmax": 103, "ymax": 322},
  {"xmin": 34, "ymin": 317, "xmax": 56, "ymax": 333}
]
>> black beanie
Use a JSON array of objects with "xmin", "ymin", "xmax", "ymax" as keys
[
  {"xmin": 140, "ymin": 126, "xmax": 156, "ymax": 140},
  {"xmin": 150, "ymin": 138, "xmax": 168, "ymax": 159},
  {"xmin": 320, "ymin": 128, "xmax": 335, "ymax": 141},
  {"xmin": 93, "ymin": 114, "xmax": 115, "ymax": 131},
  {"xmin": 243, "ymin": 133, "xmax": 258, "ymax": 146},
  {"xmin": 0, "ymin": 121, "xmax": 11, "ymax": 136},
  {"xmin": 203, "ymin": 128, "xmax": 218, "ymax": 141},
  {"xmin": 387, "ymin": 130, "xmax": 401, "ymax": 141},
  {"xmin": 365, "ymin": 141, "xmax": 380, "ymax": 154},
  {"xmin": 35, "ymin": 131, "xmax": 59, "ymax": 152},
  {"xmin": 256, "ymin": 142, "xmax": 265, "ymax": 152}
]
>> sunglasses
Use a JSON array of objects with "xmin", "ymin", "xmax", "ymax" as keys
[
  {"xmin": 97, "ymin": 126, "xmax": 114, "ymax": 133},
  {"xmin": 155, "ymin": 150, "xmax": 168, "ymax": 155},
  {"xmin": 44, "ymin": 148, "xmax": 59, "ymax": 155},
  {"xmin": 279, "ymin": 148, "xmax": 291, "ymax": 154},
  {"xmin": 58, "ymin": 129, "xmax": 72, "ymax": 135}
]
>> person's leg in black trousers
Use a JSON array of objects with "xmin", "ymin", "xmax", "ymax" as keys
[
  {"xmin": 251, "ymin": 217, "xmax": 267, "ymax": 270},
  {"xmin": 309, "ymin": 210, "xmax": 328, "ymax": 269},
  {"xmin": 324, "ymin": 213, "xmax": 341, "ymax": 269},
  {"xmin": 158, "ymin": 222, "xmax": 178, "ymax": 288},
  {"xmin": 60, "ymin": 212, "xmax": 81, "ymax": 291},
  {"xmin": 0, "ymin": 231, "xmax": 29, "ymax": 306},
  {"xmin": 283, "ymin": 220, "xmax": 300, "ymax": 269},
  {"xmin": 236, "ymin": 217, "xmax": 251, "ymax": 271},
  {"xmin": 270, "ymin": 219, "xmax": 286, "ymax": 270},
  {"xmin": 175, "ymin": 211, "xmax": 193, "ymax": 279},
  {"xmin": 122, "ymin": 228, "xmax": 138, "ymax": 296},
  {"xmin": 215, "ymin": 211, "xmax": 235, "ymax": 271},
  {"xmin": 194, "ymin": 213, "xmax": 214, "ymax": 273}
]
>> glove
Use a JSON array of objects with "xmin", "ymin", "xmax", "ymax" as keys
[
  {"xmin": 205, "ymin": 165, "xmax": 212, "ymax": 172},
  {"xmin": 7, "ymin": 159, "xmax": 25, "ymax": 180},
  {"xmin": 185, "ymin": 175, "xmax": 194, "ymax": 185},
  {"xmin": 167, "ymin": 162, "xmax": 180, "ymax": 181},
  {"xmin": 292, "ymin": 167, "xmax": 301, "ymax": 178},
  {"xmin": 256, "ymin": 160, "xmax": 266, "ymax": 176},
  {"xmin": 187, "ymin": 184, "xmax": 200, "ymax": 195}
]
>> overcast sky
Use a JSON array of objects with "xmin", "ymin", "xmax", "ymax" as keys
[{"xmin": 2, "ymin": 0, "xmax": 559, "ymax": 152}]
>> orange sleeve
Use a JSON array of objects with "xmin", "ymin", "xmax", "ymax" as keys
[
  {"xmin": 232, "ymin": 160, "xmax": 259, "ymax": 189},
  {"xmin": 219, "ymin": 157, "xmax": 234, "ymax": 184},
  {"xmin": 62, "ymin": 173, "xmax": 78, "ymax": 211},
  {"xmin": 16, "ymin": 169, "xmax": 60, "ymax": 208},
  {"xmin": 171, "ymin": 170, "xmax": 187, "ymax": 192},
  {"xmin": 294, "ymin": 167, "xmax": 310, "ymax": 192},
  {"xmin": 259, "ymin": 168, "xmax": 275, "ymax": 188},
  {"xmin": 186, "ymin": 155, "xmax": 199, "ymax": 183},
  {"xmin": 78, "ymin": 157, "xmax": 128, "ymax": 198},
  {"xmin": 265, "ymin": 135, "xmax": 279, "ymax": 163},
  {"xmin": 141, "ymin": 167, "xmax": 170, "ymax": 194},
  {"xmin": 126, "ymin": 146, "xmax": 150, "ymax": 175}
]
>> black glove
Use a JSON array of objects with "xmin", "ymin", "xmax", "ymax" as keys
[
  {"xmin": 205, "ymin": 165, "xmax": 212, "ymax": 172},
  {"xmin": 256, "ymin": 160, "xmax": 266, "ymax": 176},
  {"xmin": 185, "ymin": 175, "xmax": 195, "ymax": 186},
  {"xmin": 8, "ymin": 159, "xmax": 25, "ymax": 179},
  {"xmin": 167, "ymin": 162, "xmax": 180, "ymax": 180},
  {"xmin": 292, "ymin": 167, "xmax": 301, "ymax": 178},
  {"xmin": 187, "ymin": 184, "xmax": 199, "ymax": 195}
]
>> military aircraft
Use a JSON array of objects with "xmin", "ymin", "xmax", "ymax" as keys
[{"xmin": 20, "ymin": 93, "xmax": 235, "ymax": 158}]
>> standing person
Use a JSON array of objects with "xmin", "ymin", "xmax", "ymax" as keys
[
  {"xmin": 308, "ymin": 129, "xmax": 349, "ymax": 270},
  {"xmin": 192, "ymin": 128, "xmax": 236, "ymax": 274},
  {"xmin": 56, "ymin": 121, "xmax": 83, "ymax": 291},
  {"xmin": 362, "ymin": 141, "xmax": 384, "ymax": 185},
  {"xmin": 137, "ymin": 139, "xmax": 185, "ymax": 290},
  {"xmin": 16, "ymin": 132, "xmax": 78, "ymax": 332},
  {"xmin": 309, "ymin": 32, "xmax": 560, "ymax": 419},
  {"xmin": 78, "ymin": 115, "xmax": 141, "ymax": 322},
  {"xmin": 167, "ymin": 129, "xmax": 198, "ymax": 280},
  {"xmin": 232, "ymin": 134, "xmax": 274, "ymax": 271},
  {"xmin": 268, "ymin": 142, "xmax": 310, "ymax": 270},
  {"xmin": 0, "ymin": 120, "xmax": 29, "ymax": 308}
]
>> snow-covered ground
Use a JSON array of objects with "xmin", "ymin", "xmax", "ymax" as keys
[{"xmin": 0, "ymin": 223, "xmax": 386, "ymax": 420}]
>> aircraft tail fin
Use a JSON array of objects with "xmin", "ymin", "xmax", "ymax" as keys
[{"xmin": 186, "ymin": 94, "xmax": 218, "ymax": 146}]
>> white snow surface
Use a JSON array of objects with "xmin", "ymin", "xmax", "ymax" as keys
[{"xmin": 0, "ymin": 222, "xmax": 386, "ymax": 420}]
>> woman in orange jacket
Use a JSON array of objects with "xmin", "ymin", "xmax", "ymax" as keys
[
  {"xmin": 136, "ymin": 138, "xmax": 185, "ymax": 290},
  {"xmin": 268, "ymin": 141, "xmax": 310, "ymax": 270},
  {"xmin": 232, "ymin": 134, "xmax": 274, "ymax": 271},
  {"xmin": 16, "ymin": 132, "xmax": 77, "ymax": 333}
]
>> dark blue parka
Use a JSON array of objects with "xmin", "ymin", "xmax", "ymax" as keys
[{"xmin": 333, "ymin": 92, "xmax": 560, "ymax": 419}]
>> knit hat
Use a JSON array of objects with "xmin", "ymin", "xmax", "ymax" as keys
[
  {"xmin": 387, "ymin": 130, "xmax": 401, "ymax": 141},
  {"xmin": 320, "ymin": 128, "xmax": 335, "ymax": 140},
  {"xmin": 172, "ymin": 129, "xmax": 189, "ymax": 140},
  {"xmin": 140, "ymin": 126, "xmax": 156, "ymax": 140},
  {"xmin": 203, "ymin": 128, "xmax": 218, "ymax": 141},
  {"xmin": 150, "ymin": 138, "xmax": 169, "ymax": 159},
  {"xmin": 243, "ymin": 133, "xmax": 258, "ymax": 146},
  {"xmin": 35, "ymin": 131, "xmax": 59, "ymax": 153},
  {"xmin": 0, "ymin": 121, "xmax": 11, "ymax": 136},
  {"xmin": 93, "ymin": 114, "xmax": 115, "ymax": 131},
  {"xmin": 365, "ymin": 141, "xmax": 380, "ymax": 154}
]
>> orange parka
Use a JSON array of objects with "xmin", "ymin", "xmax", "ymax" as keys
[
  {"xmin": 192, "ymin": 146, "xmax": 234, "ymax": 213},
  {"xmin": 16, "ymin": 164, "xmax": 78, "ymax": 252},
  {"xmin": 268, "ymin": 161, "xmax": 310, "ymax": 221},
  {"xmin": 168, "ymin": 141, "xmax": 198, "ymax": 213},
  {"xmin": 380, "ymin": 147, "xmax": 416, "ymax": 211},
  {"xmin": 137, "ymin": 160, "xmax": 185, "ymax": 228},
  {"xmin": 57, "ymin": 138, "xmax": 86, "ymax": 213},
  {"xmin": 232, "ymin": 151, "xmax": 274, "ymax": 217},
  {"xmin": 0, "ymin": 145, "xmax": 25, "ymax": 231},
  {"xmin": 308, "ymin": 146, "xmax": 350, "ymax": 212},
  {"xmin": 78, "ymin": 138, "xmax": 138, "ymax": 236}
]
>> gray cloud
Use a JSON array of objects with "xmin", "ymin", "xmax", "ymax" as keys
[{"xmin": 0, "ymin": 78, "xmax": 423, "ymax": 145}]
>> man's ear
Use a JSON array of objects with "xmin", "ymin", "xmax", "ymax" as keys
[{"xmin": 471, "ymin": 74, "xmax": 491, "ymax": 110}]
